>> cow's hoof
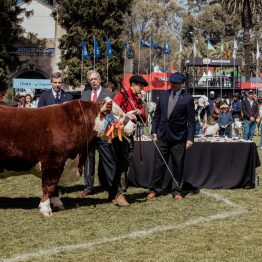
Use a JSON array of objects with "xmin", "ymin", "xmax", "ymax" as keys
[
  {"xmin": 40, "ymin": 211, "xmax": 53, "ymax": 217},
  {"xmin": 50, "ymin": 197, "xmax": 65, "ymax": 211},
  {"xmin": 39, "ymin": 199, "xmax": 52, "ymax": 217}
]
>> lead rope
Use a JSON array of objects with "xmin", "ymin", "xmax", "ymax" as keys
[{"xmin": 119, "ymin": 82, "xmax": 181, "ymax": 190}]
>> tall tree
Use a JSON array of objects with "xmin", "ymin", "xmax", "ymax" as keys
[
  {"xmin": 123, "ymin": 0, "xmax": 183, "ymax": 73},
  {"xmin": 181, "ymin": 4, "xmax": 241, "ymax": 59},
  {"xmin": 53, "ymin": 0, "xmax": 133, "ymax": 86},
  {"xmin": 0, "ymin": 0, "xmax": 25, "ymax": 92},
  {"xmin": 212, "ymin": 0, "xmax": 262, "ymax": 80}
]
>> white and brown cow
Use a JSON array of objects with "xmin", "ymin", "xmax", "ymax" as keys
[{"xmin": 0, "ymin": 99, "xmax": 135, "ymax": 217}]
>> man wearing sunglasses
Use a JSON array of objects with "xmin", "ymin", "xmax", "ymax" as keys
[{"xmin": 38, "ymin": 72, "xmax": 73, "ymax": 107}]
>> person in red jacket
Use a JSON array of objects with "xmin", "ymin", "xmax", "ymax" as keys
[
  {"xmin": 112, "ymin": 75, "xmax": 148, "ymax": 204},
  {"xmin": 113, "ymin": 76, "xmax": 147, "ymax": 122}
]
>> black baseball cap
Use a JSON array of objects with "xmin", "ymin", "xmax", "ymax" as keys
[{"xmin": 129, "ymin": 75, "xmax": 148, "ymax": 86}]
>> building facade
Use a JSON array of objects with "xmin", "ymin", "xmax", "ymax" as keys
[{"xmin": 11, "ymin": 0, "xmax": 65, "ymax": 93}]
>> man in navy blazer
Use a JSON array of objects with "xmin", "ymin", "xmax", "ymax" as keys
[
  {"xmin": 37, "ymin": 72, "xmax": 73, "ymax": 107},
  {"xmin": 147, "ymin": 72, "xmax": 195, "ymax": 200}
]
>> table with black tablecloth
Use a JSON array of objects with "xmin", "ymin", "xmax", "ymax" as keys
[{"xmin": 128, "ymin": 141, "xmax": 260, "ymax": 189}]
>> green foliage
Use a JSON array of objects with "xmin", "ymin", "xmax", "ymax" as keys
[
  {"xmin": 55, "ymin": 0, "xmax": 133, "ymax": 86},
  {"xmin": 212, "ymin": 0, "xmax": 262, "ymax": 79},
  {"xmin": 0, "ymin": 0, "xmax": 25, "ymax": 92},
  {"xmin": 182, "ymin": 4, "xmax": 241, "ymax": 58}
]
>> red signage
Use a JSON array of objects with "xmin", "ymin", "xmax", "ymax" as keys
[
  {"xmin": 123, "ymin": 73, "xmax": 172, "ymax": 91},
  {"xmin": 237, "ymin": 82, "xmax": 262, "ymax": 89}
]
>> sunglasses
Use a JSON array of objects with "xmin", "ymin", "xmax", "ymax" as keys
[{"xmin": 53, "ymin": 82, "xmax": 62, "ymax": 84}]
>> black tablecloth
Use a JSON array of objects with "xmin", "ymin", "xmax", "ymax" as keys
[{"xmin": 129, "ymin": 141, "xmax": 261, "ymax": 189}]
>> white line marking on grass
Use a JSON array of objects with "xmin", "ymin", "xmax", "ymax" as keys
[{"xmin": 0, "ymin": 190, "xmax": 246, "ymax": 262}]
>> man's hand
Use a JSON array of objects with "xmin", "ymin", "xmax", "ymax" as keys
[
  {"xmin": 126, "ymin": 112, "xmax": 137, "ymax": 120},
  {"xmin": 134, "ymin": 109, "xmax": 142, "ymax": 115},
  {"xmin": 250, "ymin": 116, "xmax": 255, "ymax": 122},
  {"xmin": 186, "ymin": 140, "xmax": 193, "ymax": 149},
  {"xmin": 151, "ymin": 133, "xmax": 157, "ymax": 141}
]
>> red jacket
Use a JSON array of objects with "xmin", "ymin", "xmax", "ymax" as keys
[{"xmin": 113, "ymin": 88, "xmax": 147, "ymax": 122}]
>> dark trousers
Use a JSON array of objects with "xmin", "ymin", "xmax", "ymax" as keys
[
  {"xmin": 112, "ymin": 136, "xmax": 134, "ymax": 192},
  {"xmin": 83, "ymin": 138, "xmax": 117, "ymax": 198},
  {"xmin": 151, "ymin": 140, "xmax": 185, "ymax": 196}
]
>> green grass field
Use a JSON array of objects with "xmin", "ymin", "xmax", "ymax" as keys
[{"xmin": 0, "ymin": 137, "xmax": 262, "ymax": 262}]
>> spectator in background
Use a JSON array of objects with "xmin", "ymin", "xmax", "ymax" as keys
[
  {"xmin": 241, "ymin": 90, "xmax": 259, "ymax": 141},
  {"xmin": 0, "ymin": 90, "xmax": 6, "ymax": 105},
  {"xmin": 208, "ymin": 91, "xmax": 216, "ymax": 116},
  {"xmin": 258, "ymin": 105, "xmax": 262, "ymax": 149},
  {"xmin": 103, "ymin": 82, "xmax": 115, "ymax": 93},
  {"xmin": 17, "ymin": 95, "xmax": 26, "ymax": 108},
  {"xmin": 113, "ymin": 82, "xmax": 121, "ymax": 94},
  {"xmin": 218, "ymin": 104, "xmax": 233, "ymax": 136},
  {"xmin": 32, "ymin": 94, "xmax": 40, "ymax": 108},
  {"xmin": 24, "ymin": 94, "xmax": 34, "ymax": 108},
  {"xmin": 231, "ymin": 93, "xmax": 241, "ymax": 120}
]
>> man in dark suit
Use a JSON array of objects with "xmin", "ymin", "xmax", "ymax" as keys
[
  {"xmin": 241, "ymin": 89, "xmax": 259, "ymax": 141},
  {"xmin": 37, "ymin": 72, "xmax": 73, "ymax": 107},
  {"xmin": 80, "ymin": 70, "xmax": 129, "ymax": 207},
  {"xmin": 147, "ymin": 72, "xmax": 195, "ymax": 200}
]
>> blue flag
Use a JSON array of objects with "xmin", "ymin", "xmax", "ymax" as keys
[
  {"xmin": 124, "ymin": 41, "xmax": 135, "ymax": 59},
  {"xmin": 106, "ymin": 36, "xmax": 113, "ymax": 58},
  {"xmin": 150, "ymin": 39, "xmax": 161, "ymax": 50},
  {"xmin": 207, "ymin": 40, "xmax": 215, "ymax": 51},
  {"xmin": 81, "ymin": 40, "xmax": 90, "ymax": 60},
  {"xmin": 140, "ymin": 38, "xmax": 151, "ymax": 48},
  {"xmin": 94, "ymin": 37, "xmax": 100, "ymax": 58},
  {"xmin": 163, "ymin": 42, "xmax": 171, "ymax": 55}
]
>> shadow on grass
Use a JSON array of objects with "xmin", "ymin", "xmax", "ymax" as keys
[
  {"xmin": 0, "ymin": 196, "xmax": 110, "ymax": 210},
  {"xmin": 62, "ymin": 185, "xmax": 106, "ymax": 195},
  {"xmin": 126, "ymin": 182, "xmax": 200, "ymax": 204}
]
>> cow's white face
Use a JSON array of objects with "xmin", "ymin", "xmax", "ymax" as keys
[{"xmin": 94, "ymin": 97, "xmax": 137, "ymax": 138}]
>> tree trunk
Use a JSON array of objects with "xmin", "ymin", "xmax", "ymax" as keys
[{"xmin": 242, "ymin": 0, "xmax": 253, "ymax": 81}]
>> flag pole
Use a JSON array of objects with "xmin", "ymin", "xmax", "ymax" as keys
[
  {"xmin": 179, "ymin": 40, "xmax": 182, "ymax": 71},
  {"xmin": 220, "ymin": 41, "xmax": 223, "ymax": 98},
  {"xmin": 233, "ymin": 53, "xmax": 235, "ymax": 95},
  {"xmin": 193, "ymin": 40, "xmax": 196, "ymax": 95},
  {"xmin": 93, "ymin": 36, "xmax": 95, "ymax": 70},
  {"xmin": 107, "ymin": 56, "xmax": 109, "ymax": 82},
  {"xmin": 124, "ymin": 46, "xmax": 126, "ymax": 77},
  {"xmin": 81, "ymin": 55, "xmax": 83, "ymax": 88},
  {"xmin": 149, "ymin": 36, "xmax": 152, "ymax": 102},
  {"xmin": 138, "ymin": 36, "xmax": 141, "ymax": 74},
  {"xmin": 164, "ymin": 53, "xmax": 167, "ymax": 89},
  {"xmin": 232, "ymin": 39, "xmax": 237, "ymax": 95},
  {"xmin": 256, "ymin": 40, "xmax": 260, "ymax": 78},
  {"xmin": 206, "ymin": 39, "xmax": 209, "ymax": 96}
]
